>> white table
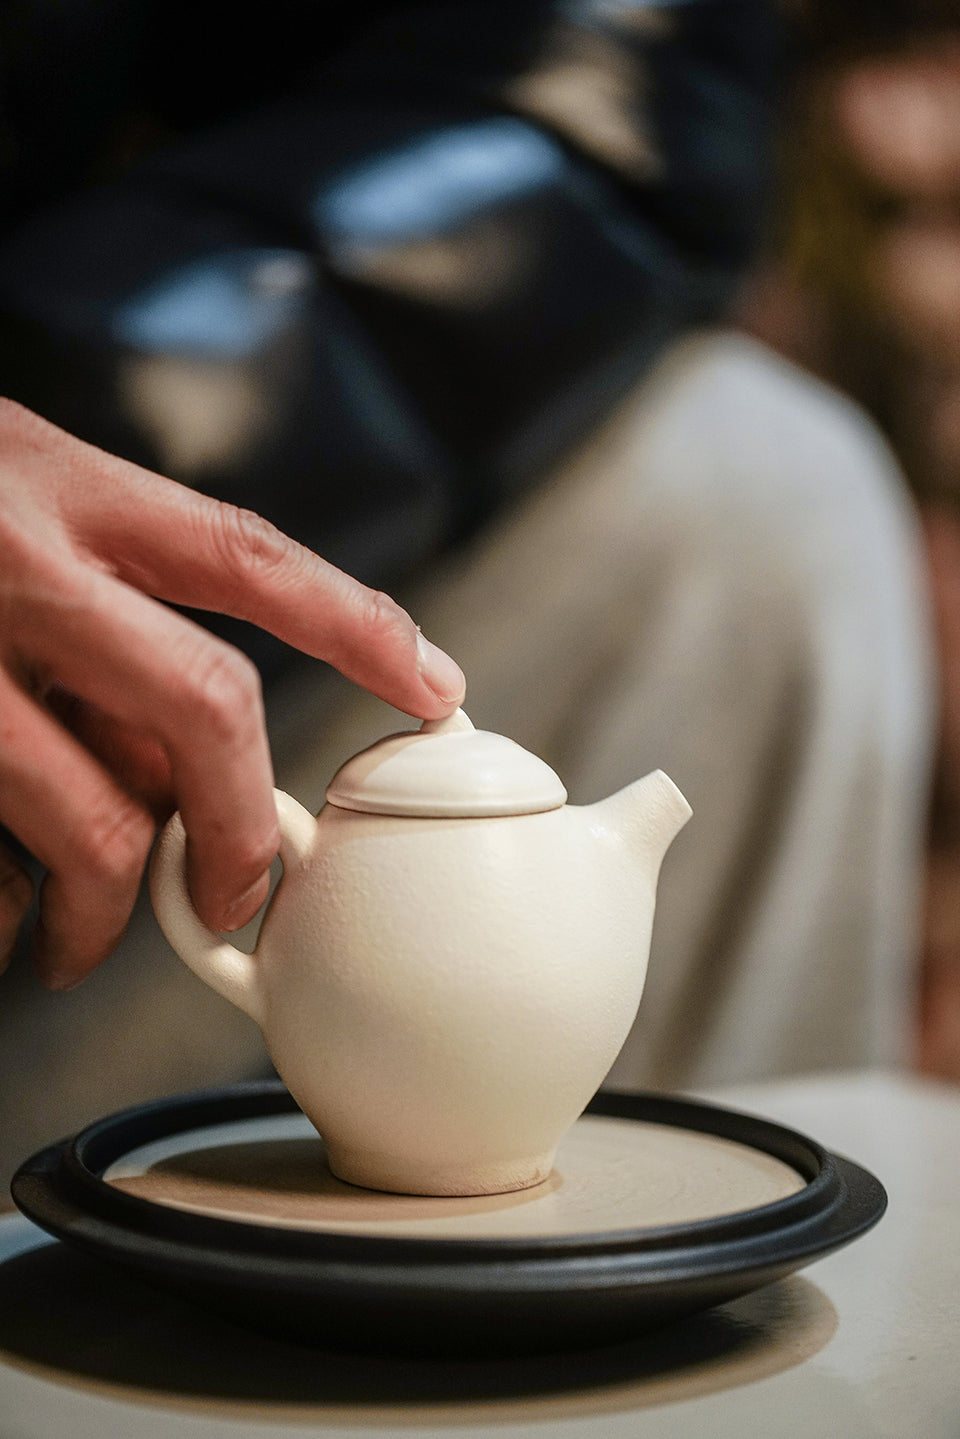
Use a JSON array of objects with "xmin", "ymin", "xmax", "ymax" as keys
[{"xmin": 0, "ymin": 1070, "xmax": 957, "ymax": 1438}]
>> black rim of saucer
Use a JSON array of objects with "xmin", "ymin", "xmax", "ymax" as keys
[{"xmin": 12, "ymin": 1080, "xmax": 887, "ymax": 1298}]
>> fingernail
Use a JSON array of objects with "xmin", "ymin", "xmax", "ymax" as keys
[
  {"xmin": 416, "ymin": 631, "xmax": 466, "ymax": 705},
  {"xmin": 32, "ymin": 927, "xmax": 83, "ymax": 991},
  {"xmin": 46, "ymin": 970, "xmax": 86, "ymax": 993},
  {"xmin": 220, "ymin": 870, "xmax": 271, "ymax": 931}
]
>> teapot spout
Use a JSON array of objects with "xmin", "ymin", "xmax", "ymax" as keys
[{"xmin": 590, "ymin": 770, "xmax": 692, "ymax": 871}]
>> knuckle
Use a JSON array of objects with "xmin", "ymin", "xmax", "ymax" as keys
[
  {"xmin": 210, "ymin": 504, "xmax": 291, "ymax": 591},
  {"xmin": 76, "ymin": 798, "xmax": 153, "ymax": 890},
  {"xmin": 359, "ymin": 589, "xmax": 413, "ymax": 648},
  {"xmin": 322, "ymin": 586, "xmax": 415, "ymax": 678},
  {"xmin": 183, "ymin": 642, "xmax": 262, "ymax": 741}
]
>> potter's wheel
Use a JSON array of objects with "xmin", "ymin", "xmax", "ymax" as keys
[{"xmin": 12, "ymin": 1082, "xmax": 885, "ymax": 1355}]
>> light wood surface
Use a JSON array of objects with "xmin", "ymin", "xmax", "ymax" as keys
[{"xmin": 106, "ymin": 1111, "xmax": 802, "ymax": 1237}]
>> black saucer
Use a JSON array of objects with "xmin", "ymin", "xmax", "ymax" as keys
[{"xmin": 12, "ymin": 1081, "xmax": 886, "ymax": 1355}]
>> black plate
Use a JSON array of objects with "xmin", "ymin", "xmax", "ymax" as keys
[{"xmin": 12, "ymin": 1081, "xmax": 886, "ymax": 1355}]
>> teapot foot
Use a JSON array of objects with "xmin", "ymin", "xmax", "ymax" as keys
[{"xmin": 325, "ymin": 1145, "xmax": 557, "ymax": 1197}]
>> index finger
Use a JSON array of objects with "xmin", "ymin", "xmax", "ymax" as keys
[{"xmin": 67, "ymin": 444, "xmax": 466, "ymax": 715}]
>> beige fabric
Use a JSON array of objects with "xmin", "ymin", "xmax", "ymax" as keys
[{"xmin": 0, "ymin": 331, "xmax": 935, "ymax": 1187}]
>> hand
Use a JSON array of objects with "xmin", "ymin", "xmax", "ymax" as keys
[{"xmin": 0, "ymin": 399, "xmax": 465, "ymax": 988}]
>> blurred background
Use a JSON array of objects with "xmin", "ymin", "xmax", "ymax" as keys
[{"xmin": 739, "ymin": 0, "xmax": 960, "ymax": 1081}]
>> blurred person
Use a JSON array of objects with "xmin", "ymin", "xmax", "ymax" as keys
[
  {"xmin": 833, "ymin": 32, "xmax": 960, "ymax": 1083},
  {"xmin": 742, "ymin": 4, "xmax": 960, "ymax": 1077},
  {"xmin": 0, "ymin": 0, "xmax": 937, "ymax": 1185}
]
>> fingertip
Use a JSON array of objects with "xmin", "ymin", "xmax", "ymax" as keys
[
  {"xmin": 32, "ymin": 921, "xmax": 91, "ymax": 991},
  {"xmin": 207, "ymin": 869, "xmax": 272, "ymax": 933},
  {"xmin": 415, "ymin": 632, "xmax": 466, "ymax": 710},
  {"xmin": 43, "ymin": 968, "xmax": 88, "ymax": 993}
]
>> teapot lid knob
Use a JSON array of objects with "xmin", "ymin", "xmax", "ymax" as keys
[
  {"xmin": 325, "ymin": 710, "xmax": 567, "ymax": 818},
  {"xmin": 419, "ymin": 708, "xmax": 477, "ymax": 736}
]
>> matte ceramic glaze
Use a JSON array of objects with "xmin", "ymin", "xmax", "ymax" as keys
[{"xmin": 150, "ymin": 712, "xmax": 690, "ymax": 1196}]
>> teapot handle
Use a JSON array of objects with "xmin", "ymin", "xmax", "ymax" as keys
[{"xmin": 149, "ymin": 789, "xmax": 317, "ymax": 1027}]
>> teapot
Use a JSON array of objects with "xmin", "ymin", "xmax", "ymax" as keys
[{"xmin": 150, "ymin": 710, "xmax": 690, "ymax": 1197}]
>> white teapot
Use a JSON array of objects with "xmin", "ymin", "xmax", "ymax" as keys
[{"xmin": 150, "ymin": 711, "xmax": 690, "ymax": 1197}]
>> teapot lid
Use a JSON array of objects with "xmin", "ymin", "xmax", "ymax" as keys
[{"xmin": 325, "ymin": 710, "xmax": 568, "ymax": 817}]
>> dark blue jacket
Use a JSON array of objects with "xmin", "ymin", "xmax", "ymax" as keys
[{"xmin": 0, "ymin": 0, "xmax": 784, "ymax": 676}]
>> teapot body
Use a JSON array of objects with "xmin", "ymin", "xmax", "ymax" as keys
[
  {"xmin": 252, "ymin": 803, "xmax": 656, "ymax": 1195},
  {"xmin": 151, "ymin": 712, "xmax": 691, "ymax": 1197}
]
